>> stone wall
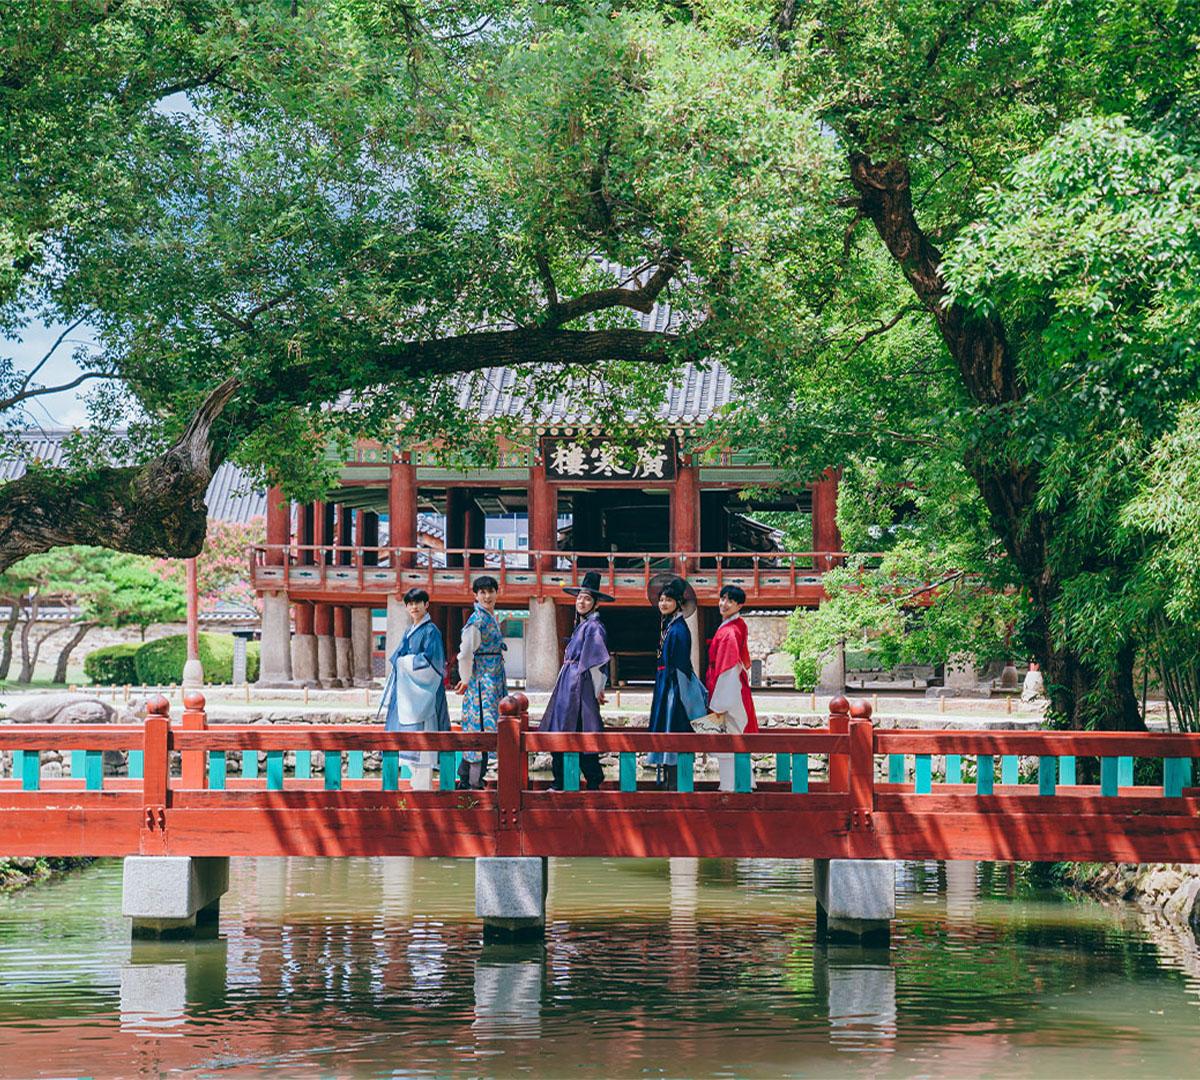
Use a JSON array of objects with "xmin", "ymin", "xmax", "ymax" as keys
[{"xmin": 1062, "ymin": 862, "xmax": 1200, "ymax": 929}]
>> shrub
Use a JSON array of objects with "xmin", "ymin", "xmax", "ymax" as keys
[
  {"xmin": 134, "ymin": 633, "xmax": 261, "ymax": 685},
  {"xmin": 83, "ymin": 643, "xmax": 141, "ymax": 686}
]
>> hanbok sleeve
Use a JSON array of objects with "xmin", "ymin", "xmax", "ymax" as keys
[
  {"xmin": 409, "ymin": 623, "xmax": 446, "ymax": 677},
  {"xmin": 457, "ymin": 620, "xmax": 480, "ymax": 682}
]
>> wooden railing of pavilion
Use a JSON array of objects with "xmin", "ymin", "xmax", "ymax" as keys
[{"xmin": 249, "ymin": 544, "xmax": 889, "ymax": 605}]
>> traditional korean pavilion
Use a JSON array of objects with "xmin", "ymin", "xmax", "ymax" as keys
[{"xmin": 252, "ymin": 347, "xmax": 843, "ymax": 691}]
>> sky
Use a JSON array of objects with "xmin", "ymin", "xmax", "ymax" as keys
[
  {"xmin": 6, "ymin": 318, "xmax": 102, "ymax": 429},
  {"xmin": 5, "ymin": 93, "xmax": 196, "ymax": 432}
]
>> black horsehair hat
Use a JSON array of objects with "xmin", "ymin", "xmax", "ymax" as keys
[
  {"xmin": 647, "ymin": 572, "xmax": 697, "ymax": 619},
  {"xmin": 564, "ymin": 570, "xmax": 614, "ymax": 604}
]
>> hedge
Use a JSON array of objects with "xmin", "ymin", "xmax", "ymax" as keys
[
  {"xmin": 132, "ymin": 633, "xmax": 261, "ymax": 685},
  {"xmin": 83, "ymin": 643, "xmax": 141, "ymax": 686}
]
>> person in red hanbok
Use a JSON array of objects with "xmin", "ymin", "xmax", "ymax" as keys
[{"xmin": 705, "ymin": 584, "xmax": 759, "ymax": 791}]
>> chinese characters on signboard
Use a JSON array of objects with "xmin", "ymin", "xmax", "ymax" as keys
[{"xmin": 541, "ymin": 436, "xmax": 678, "ymax": 480}]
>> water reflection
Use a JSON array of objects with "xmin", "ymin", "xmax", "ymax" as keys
[
  {"xmin": 814, "ymin": 945, "xmax": 896, "ymax": 1048},
  {"xmin": 120, "ymin": 938, "xmax": 228, "ymax": 1032},
  {"xmin": 473, "ymin": 942, "xmax": 543, "ymax": 1039},
  {"xmin": 5, "ymin": 858, "xmax": 1200, "ymax": 1077}
]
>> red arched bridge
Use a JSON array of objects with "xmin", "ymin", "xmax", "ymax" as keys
[{"xmin": 2, "ymin": 695, "xmax": 1197, "ymax": 864}]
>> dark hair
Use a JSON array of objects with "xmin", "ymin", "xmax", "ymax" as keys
[
  {"xmin": 660, "ymin": 577, "xmax": 688, "ymax": 603},
  {"xmin": 403, "ymin": 587, "xmax": 430, "ymax": 604},
  {"xmin": 719, "ymin": 584, "xmax": 746, "ymax": 605},
  {"xmin": 472, "ymin": 575, "xmax": 499, "ymax": 593}
]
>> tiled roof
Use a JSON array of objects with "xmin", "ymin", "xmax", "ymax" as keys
[
  {"xmin": 445, "ymin": 285, "xmax": 732, "ymax": 425},
  {"xmin": 0, "ymin": 430, "xmax": 264, "ymax": 524},
  {"xmin": 454, "ymin": 358, "xmax": 734, "ymax": 426}
]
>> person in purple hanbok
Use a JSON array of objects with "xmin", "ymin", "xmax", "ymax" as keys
[{"xmin": 541, "ymin": 571, "xmax": 614, "ymax": 791}]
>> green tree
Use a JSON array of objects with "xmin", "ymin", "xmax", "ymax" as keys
[
  {"xmin": 0, "ymin": 548, "xmax": 185, "ymax": 684},
  {"xmin": 2, "ymin": 2, "xmax": 805, "ymax": 566},
  {"xmin": 722, "ymin": 0, "xmax": 1200, "ymax": 728}
]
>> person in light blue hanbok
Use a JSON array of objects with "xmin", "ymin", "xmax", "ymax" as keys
[
  {"xmin": 379, "ymin": 587, "xmax": 450, "ymax": 789},
  {"xmin": 454, "ymin": 575, "xmax": 507, "ymax": 790}
]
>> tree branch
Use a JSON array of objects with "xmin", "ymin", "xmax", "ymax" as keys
[
  {"xmin": 533, "ymin": 252, "xmax": 558, "ymax": 308},
  {"xmin": 17, "ymin": 316, "xmax": 87, "ymax": 392},
  {"xmin": 360, "ymin": 326, "xmax": 679, "ymax": 378},
  {"xmin": 0, "ymin": 371, "xmax": 117, "ymax": 413},
  {"xmin": 843, "ymin": 304, "xmax": 922, "ymax": 360},
  {"xmin": 545, "ymin": 251, "xmax": 682, "ymax": 327}
]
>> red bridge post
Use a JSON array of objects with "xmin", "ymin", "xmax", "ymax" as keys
[
  {"xmin": 848, "ymin": 712, "xmax": 875, "ymax": 816},
  {"xmin": 828, "ymin": 695, "xmax": 850, "ymax": 791},
  {"xmin": 180, "ymin": 691, "xmax": 208, "ymax": 790},
  {"xmin": 496, "ymin": 693, "xmax": 530, "ymax": 856},
  {"xmin": 140, "ymin": 695, "xmax": 171, "ymax": 853}
]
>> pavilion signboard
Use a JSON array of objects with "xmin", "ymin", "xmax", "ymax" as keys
[{"xmin": 541, "ymin": 436, "xmax": 678, "ymax": 481}]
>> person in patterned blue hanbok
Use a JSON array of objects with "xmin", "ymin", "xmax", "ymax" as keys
[
  {"xmin": 454, "ymin": 575, "xmax": 507, "ymax": 790},
  {"xmin": 378, "ymin": 587, "xmax": 451, "ymax": 790}
]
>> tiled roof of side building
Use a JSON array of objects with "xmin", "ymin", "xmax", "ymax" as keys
[{"xmin": 1, "ymin": 430, "xmax": 265, "ymax": 524}]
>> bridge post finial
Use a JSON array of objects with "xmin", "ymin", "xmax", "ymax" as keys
[{"xmin": 828, "ymin": 696, "xmax": 851, "ymax": 790}]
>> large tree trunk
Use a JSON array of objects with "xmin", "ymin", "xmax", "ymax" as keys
[
  {"xmin": 848, "ymin": 152, "xmax": 1143, "ymax": 729},
  {"xmin": 0, "ymin": 596, "xmax": 19, "ymax": 680},
  {"xmin": 0, "ymin": 378, "xmax": 238, "ymax": 574},
  {"xmin": 52, "ymin": 621, "xmax": 94, "ymax": 684}
]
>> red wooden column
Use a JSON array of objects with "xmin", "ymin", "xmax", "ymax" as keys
[
  {"xmin": 388, "ymin": 452, "xmax": 417, "ymax": 568},
  {"xmin": 528, "ymin": 460, "xmax": 557, "ymax": 574},
  {"xmin": 812, "ymin": 467, "xmax": 842, "ymax": 570},
  {"xmin": 294, "ymin": 601, "xmax": 314, "ymax": 636},
  {"xmin": 266, "ymin": 486, "xmax": 289, "ymax": 564},
  {"xmin": 671, "ymin": 453, "xmax": 700, "ymax": 572}
]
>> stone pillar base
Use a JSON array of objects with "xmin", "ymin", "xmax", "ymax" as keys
[
  {"xmin": 335, "ymin": 636, "xmax": 353, "ymax": 687},
  {"xmin": 122, "ymin": 856, "xmax": 230, "ymax": 940},
  {"xmin": 351, "ymin": 607, "xmax": 373, "ymax": 685},
  {"xmin": 181, "ymin": 658, "xmax": 204, "ymax": 688},
  {"xmin": 317, "ymin": 635, "xmax": 341, "ymax": 688},
  {"xmin": 476, "ymin": 856, "xmax": 547, "ymax": 942},
  {"xmin": 814, "ymin": 858, "xmax": 895, "ymax": 946},
  {"xmin": 291, "ymin": 633, "xmax": 319, "ymax": 687},
  {"xmin": 258, "ymin": 591, "xmax": 293, "ymax": 686},
  {"xmin": 817, "ymin": 639, "xmax": 846, "ymax": 693},
  {"xmin": 524, "ymin": 599, "xmax": 559, "ymax": 693}
]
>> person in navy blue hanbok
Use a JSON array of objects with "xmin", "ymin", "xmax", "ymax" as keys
[
  {"xmin": 541, "ymin": 571, "xmax": 614, "ymax": 791},
  {"xmin": 647, "ymin": 575, "xmax": 708, "ymax": 790}
]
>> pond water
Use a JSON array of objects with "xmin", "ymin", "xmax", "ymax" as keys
[{"xmin": 2, "ymin": 857, "xmax": 1200, "ymax": 1077}]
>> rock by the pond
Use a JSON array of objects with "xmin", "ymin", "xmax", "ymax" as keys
[{"xmin": 7, "ymin": 694, "xmax": 116, "ymax": 725}]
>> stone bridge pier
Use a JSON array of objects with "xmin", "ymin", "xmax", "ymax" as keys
[
  {"xmin": 122, "ymin": 856, "xmax": 230, "ymax": 940},
  {"xmin": 814, "ymin": 859, "xmax": 896, "ymax": 946}
]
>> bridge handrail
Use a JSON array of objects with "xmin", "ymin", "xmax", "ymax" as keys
[
  {"xmin": 875, "ymin": 729, "xmax": 1200, "ymax": 757},
  {"xmin": 523, "ymin": 731, "xmax": 848, "ymax": 754},
  {"xmin": 0, "ymin": 725, "xmax": 144, "ymax": 751},
  {"xmin": 171, "ymin": 726, "xmax": 498, "ymax": 752}
]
